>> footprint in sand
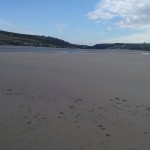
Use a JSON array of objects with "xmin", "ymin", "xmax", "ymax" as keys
[
  {"xmin": 24, "ymin": 116, "xmax": 28, "ymax": 119},
  {"xmin": 27, "ymin": 121, "xmax": 32, "ymax": 125},
  {"xmin": 98, "ymin": 124, "xmax": 105, "ymax": 130},
  {"xmin": 58, "ymin": 112, "xmax": 65, "ymax": 119},
  {"xmin": 74, "ymin": 98, "xmax": 82, "ymax": 103},
  {"xmin": 123, "ymin": 99, "xmax": 127, "ymax": 102},
  {"xmin": 60, "ymin": 112, "xmax": 64, "ymax": 114},
  {"xmin": 70, "ymin": 105, "xmax": 74, "ymax": 109},
  {"xmin": 105, "ymin": 133, "xmax": 111, "ymax": 137},
  {"xmin": 75, "ymin": 114, "xmax": 81, "ymax": 118}
]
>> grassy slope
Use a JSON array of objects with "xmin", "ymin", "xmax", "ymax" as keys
[{"xmin": 0, "ymin": 30, "xmax": 77, "ymax": 48}]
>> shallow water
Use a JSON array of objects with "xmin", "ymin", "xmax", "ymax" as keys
[{"xmin": 0, "ymin": 46, "xmax": 150, "ymax": 55}]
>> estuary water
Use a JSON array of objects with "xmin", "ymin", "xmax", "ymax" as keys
[{"xmin": 0, "ymin": 46, "xmax": 150, "ymax": 55}]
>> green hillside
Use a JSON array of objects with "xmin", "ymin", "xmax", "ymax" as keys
[{"xmin": 0, "ymin": 30, "xmax": 80, "ymax": 48}]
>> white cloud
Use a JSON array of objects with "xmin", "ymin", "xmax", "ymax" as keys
[
  {"xmin": 0, "ymin": 19, "xmax": 34, "ymax": 34},
  {"xmin": 55, "ymin": 23, "xmax": 67, "ymax": 32},
  {"xmin": 87, "ymin": 0, "xmax": 150, "ymax": 28},
  {"xmin": 100, "ymin": 31, "xmax": 150, "ymax": 43},
  {"xmin": 0, "ymin": 19, "xmax": 15, "ymax": 31}
]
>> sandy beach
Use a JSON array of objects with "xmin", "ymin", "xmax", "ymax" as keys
[{"xmin": 0, "ymin": 48, "xmax": 150, "ymax": 150}]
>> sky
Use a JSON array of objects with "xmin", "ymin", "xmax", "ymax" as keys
[{"xmin": 0, "ymin": 0, "xmax": 150, "ymax": 45}]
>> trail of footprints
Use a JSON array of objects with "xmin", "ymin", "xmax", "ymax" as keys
[
  {"xmin": 0, "ymin": 88, "xmax": 25, "ymax": 96},
  {"xmin": 24, "ymin": 112, "xmax": 48, "ymax": 127},
  {"xmin": 55, "ymin": 97, "xmax": 150, "ymax": 137},
  {"xmin": 1, "ymin": 88, "xmax": 150, "ymax": 137}
]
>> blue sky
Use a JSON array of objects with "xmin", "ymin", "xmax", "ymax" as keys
[{"xmin": 0, "ymin": 0, "xmax": 150, "ymax": 45}]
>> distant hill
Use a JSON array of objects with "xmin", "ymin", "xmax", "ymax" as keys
[
  {"xmin": 87, "ymin": 43, "xmax": 150, "ymax": 51},
  {"xmin": 0, "ymin": 30, "xmax": 81, "ymax": 48},
  {"xmin": 0, "ymin": 30, "xmax": 150, "ymax": 51}
]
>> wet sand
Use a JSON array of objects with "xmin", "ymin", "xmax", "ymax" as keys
[{"xmin": 0, "ymin": 50, "xmax": 150, "ymax": 150}]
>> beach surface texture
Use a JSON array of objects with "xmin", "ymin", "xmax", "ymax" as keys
[{"xmin": 0, "ymin": 47, "xmax": 150, "ymax": 150}]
